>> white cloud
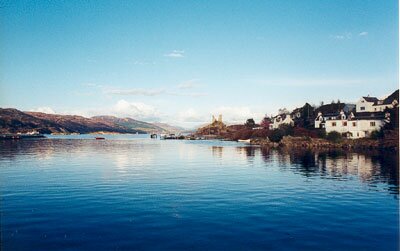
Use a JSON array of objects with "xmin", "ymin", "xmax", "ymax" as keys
[
  {"xmin": 164, "ymin": 50, "xmax": 185, "ymax": 58},
  {"xmin": 174, "ymin": 106, "xmax": 264, "ymax": 127},
  {"xmin": 133, "ymin": 60, "xmax": 156, "ymax": 65},
  {"xmin": 178, "ymin": 108, "xmax": 208, "ymax": 123},
  {"xmin": 177, "ymin": 79, "xmax": 201, "ymax": 89},
  {"xmin": 359, "ymin": 31, "xmax": 368, "ymax": 36},
  {"xmin": 105, "ymin": 88, "xmax": 166, "ymax": 96},
  {"xmin": 248, "ymin": 77, "xmax": 386, "ymax": 87},
  {"xmin": 331, "ymin": 32, "xmax": 352, "ymax": 40},
  {"xmin": 30, "ymin": 107, "xmax": 56, "ymax": 114},
  {"xmin": 104, "ymin": 87, "xmax": 207, "ymax": 97},
  {"xmin": 211, "ymin": 106, "xmax": 264, "ymax": 124},
  {"xmin": 112, "ymin": 100, "xmax": 160, "ymax": 121}
]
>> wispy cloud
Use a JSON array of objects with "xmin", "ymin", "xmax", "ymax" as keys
[
  {"xmin": 105, "ymin": 87, "xmax": 207, "ymax": 97},
  {"xmin": 177, "ymin": 79, "xmax": 201, "ymax": 89},
  {"xmin": 133, "ymin": 60, "xmax": 156, "ymax": 65},
  {"xmin": 29, "ymin": 107, "xmax": 56, "ymax": 114},
  {"xmin": 359, "ymin": 31, "xmax": 368, "ymax": 36},
  {"xmin": 331, "ymin": 32, "xmax": 352, "ymax": 40},
  {"xmin": 169, "ymin": 92, "xmax": 207, "ymax": 97},
  {"xmin": 164, "ymin": 50, "xmax": 185, "ymax": 58},
  {"xmin": 176, "ymin": 106, "xmax": 264, "ymax": 125},
  {"xmin": 105, "ymin": 88, "xmax": 166, "ymax": 96},
  {"xmin": 248, "ymin": 77, "xmax": 386, "ymax": 87}
]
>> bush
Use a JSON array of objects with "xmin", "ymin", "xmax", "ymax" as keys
[
  {"xmin": 326, "ymin": 131, "xmax": 342, "ymax": 143},
  {"xmin": 231, "ymin": 128, "xmax": 254, "ymax": 141},
  {"xmin": 269, "ymin": 129, "xmax": 285, "ymax": 142},
  {"xmin": 293, "ymin": 127, "xmax": 318, "ymax": 138},
  {"xmin": 316, "ymin": 129, "xmax": 326, "ymax": 139},
  {"xmin": 251, "ymin": 128, "xmax": 269, "ymax": 138},
  {"xmin": 278, "ymin": 124, "xmax": 294, "ymax": 136},
  {"xmin": 370, "ymin": 130, "xmax": 384, "ymax": 140}
]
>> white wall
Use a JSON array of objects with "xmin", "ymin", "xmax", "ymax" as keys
[
  {"xmin": 325, "ymin": 119, "xmax": 384, "ymax": 138},
  {"xmin": 356, "ymin": 98, "xmax": 375, "ymax": 113}
]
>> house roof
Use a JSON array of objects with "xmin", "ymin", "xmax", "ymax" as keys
[
  {"xmin": 382, "ymin": 89, "xmax": 399, "ymax": 105},
  {"xmin": 355, "ymin": 111, "xmax": 385, "ymax": 120},
  {"xmin": 316, "ymin": 103, "xmax": 346, "ymax": 115},
  {"xmin": 362, "ymin": 96, "xmax": 379, "ymax": 102}
]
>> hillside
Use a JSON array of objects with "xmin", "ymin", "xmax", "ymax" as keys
[
  {"xmin": 151, "ymin": 122, "xmax": 185, "ymax": 133},
  {"xmin": 0, "ymin": 108, "xmax": 144, "ymax": 134},
  {"xmin": 91, "ymin": 116, "xmax": 167, "ymax": 133},
  {"xmin": 0, "ymin": 108, "xmax": 64, "ymax": 134}
]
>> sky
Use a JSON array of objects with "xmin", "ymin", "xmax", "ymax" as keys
[{"xmin": 0, "ymin": 0, "xmax": 398, "ymax": 128}]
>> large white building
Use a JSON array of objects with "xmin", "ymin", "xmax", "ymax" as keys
[
  {"xmin": 356, "ymin": 95, "xmax": 398, "ymax": 113},
  {"xmin": 315, "ymin": 90, "xmax": 399, "ymax": 138}
]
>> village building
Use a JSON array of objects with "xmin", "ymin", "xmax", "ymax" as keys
[
  {"xmin": 356, "ymin": 90, "xmax": 399, "ymax": 113},
  {"xmin": 290, "ymin": 103, "xmax": 315, "ymax": 129},
  {"xmin": 315, "ymin": 90, "xmax": 398, "ymax": 138},
  {"xmin": 269, "ymin": 113, "xmax": 294, "ymax": 130}
]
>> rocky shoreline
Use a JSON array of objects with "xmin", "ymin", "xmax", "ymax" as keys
[{"xmin": 250, "ymin": 135, "xmax": 398, "ymax": 151}]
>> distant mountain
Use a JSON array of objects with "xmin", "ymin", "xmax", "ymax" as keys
[
  {"xmin": 151, "ymin": 122, "xmax": 185, "ymax": 133},
  {"xmin": 0, "ymin": 108, "xmax": 63, "ymax": 134},
  {"xmin": 0, "ymin": 108, "xmax": 144, "ymax": 134},
  {"xmin": 0, "ymin": 108, "xmax": 182, "ymax": 134},
  {"xmin": 91, "ymin": 116, "xmax": 167, "ymax": 133}
]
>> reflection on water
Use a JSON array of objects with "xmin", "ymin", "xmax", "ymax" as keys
[
  {"xmin": 210, "ymin": 144, "xmax": 398, "ymax": 194},
  {"xmin": 0, "ymin": 137, "xmax": 399, "ymax": 251}
]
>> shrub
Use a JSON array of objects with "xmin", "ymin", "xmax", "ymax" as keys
[
  {"xmin": 293, "ymin": 127, "xmax": 318, "ymax": 138},
  {"xmin": 251, "ymin": 128, "xmax": 269, "ymax": 138},
  {"xmin": 316, "ymin": 129, "xmax": 326, "ymax": 139},
  {"xmin": 269, "ymin": 129, "xmax": 285, "ymax": 142},
  {"xmin": 278, "ymin": 124, "xmax": 294, "ymax": 136},
  {"xmin": 370, "ymin": 129, "xmax": 384, "ymax": 140},
  {"xmin": 326, "ymin": 131, "xmax": 342, "ymax": 143},
  {"xmin": 231, "ymin": 129, "xmax": 254, "ymax": 141}
]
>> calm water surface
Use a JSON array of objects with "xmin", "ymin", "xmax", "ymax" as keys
[{"xmin": 1, "ymin": 135, "xmax": 399, "ymax": 250}]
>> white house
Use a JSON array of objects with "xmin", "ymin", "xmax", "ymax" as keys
[
  {"xmin": 269, "ymin": 114, "xmax": 294, "ymax": 130},
  {"xmin": 324, "ymin": 118, "xmax": 384, "ymax": 139},
  {"xmin": 315, "ymin": 91, "xmax": 399, "ymax": 138},
  {"xmin": 356, "ymin": 90, "xmax": 399, "ymax": 113}
]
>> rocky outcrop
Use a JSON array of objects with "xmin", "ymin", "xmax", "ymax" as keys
[{"xmin": 251, "ymin": 135, "xmax": 397, "ymax": 151}]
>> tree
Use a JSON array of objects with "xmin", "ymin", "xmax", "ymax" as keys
[
  {"xmin": 245, "ymin": 118, "xmax": 256, "ymax": 128},
  {"xmin": 278, "ymin": 108, "xmax": 289, "ymax": 114},
  {"xmin": 260, "ymin": 117, "xmax": 270, "ymax": 129},
  {"xmin": 326, "ymin": 131, "xmax": 342, "ymax": 143}
]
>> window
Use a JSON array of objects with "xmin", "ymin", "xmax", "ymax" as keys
[
  {"xmin": 343, "ymin": 122, "xmax": 347, "ymax": 126},
  {"xmin": 352, "ymin": 122, "xmax": 357, "ymax": 127},
  {"xmin": 360, "ymin": 107, "xmax": 365, "ymax": 111},
  {"xmin": 370, "ymin": 122, "xmax": 376, "ymax": 127},
  {"xmin": 332, "ymin": 122, "xmax": 336, "ymax": 127}
]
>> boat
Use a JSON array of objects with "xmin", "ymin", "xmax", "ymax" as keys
[
  {"xmin": 150, "ymin": 134, "xmax": 158, "ymax": 139},
  {"xmin": 95, "ymin": 137, "xmax": 105, "ymax": 140},
  {"xmin": 238, "ymin": 139, "xmax": 251, "ymax": 143}
]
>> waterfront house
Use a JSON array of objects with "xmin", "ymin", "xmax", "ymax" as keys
[
  {"xmin": 269, "ymin": 113, "xmax": 294, "ymax": 130},
  {"xmin": 315, "ymin": 90, "xmax": 398, "ymax": 138},
  {"xmin": 290, "ymin": 103, "xmax": 315, "ymax": 129},
  {"xmin": 356, "ymin": 90, "xmax": 399, "ymax": 113},
  {"xmin": 314, "ymin": 102, "xmax": 355, "ymax": 129}
]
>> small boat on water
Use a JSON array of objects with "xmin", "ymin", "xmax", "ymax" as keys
[
  {"xmin": 95, "ymin": 137, "xmax": 105, "ymax": 140},
  {"xmin": 238, "ymin": 139, "xmax": 251, "ymax": 143}
]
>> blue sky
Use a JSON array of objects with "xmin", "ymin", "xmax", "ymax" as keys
[{"xmin": 0, "ymin": 0, "xmax": 398, "ymax": 127}]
